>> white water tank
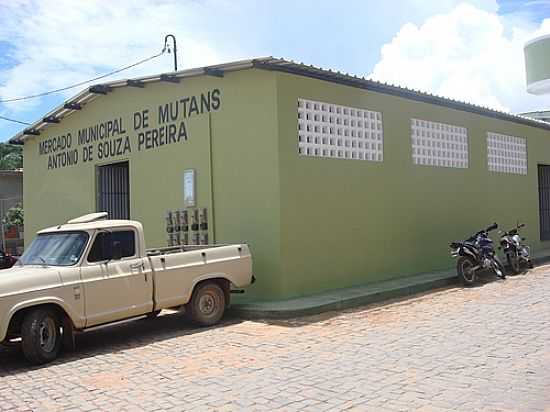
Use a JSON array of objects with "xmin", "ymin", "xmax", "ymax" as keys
[{"xmin": 525, "ymin": 34, "xmax": 550, "ymax": 95}]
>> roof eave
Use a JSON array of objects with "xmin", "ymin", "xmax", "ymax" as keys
[
  {"xmin": 9, "ymin": 57, "xmax": 267, "ymax": 144},
  {"xmin": 9, "ymin": 55, "xmax": 550, "ymax": 145},
  {"xmin": 252, "ymin": 59, "xmax": 550, "ymax": 132}
]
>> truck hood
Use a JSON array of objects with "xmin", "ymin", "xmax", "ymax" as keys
[{"xmin": 0, "ymin": 265, "xmax": 62, "ymax": 298}]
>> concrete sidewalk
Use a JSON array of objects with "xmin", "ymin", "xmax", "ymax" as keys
[
  {"xmin": 232, "ymin": 251, "xmax": 550, "ymax": 319},
  {"xmin": 231, "ymin": 268, "xmax": 458, "ymax": 319}
]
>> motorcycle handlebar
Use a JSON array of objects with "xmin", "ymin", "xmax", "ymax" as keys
[
  {"xmin": 456, "ymin": 222, "xmax": 499, "ymax": 244},
  {"xmin": 502, "ymin": 223, "xmax": 525, "ymax": 235},
  {"xmin": 486, "ymin": 222, "xmax": 498, "ymax": 232}
]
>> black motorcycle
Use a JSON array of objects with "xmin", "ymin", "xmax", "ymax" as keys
[
  {"xmin": 450, "ymin": 223, "xmax": 505, "ymax": 285},
  {"xmin": 499, "ymin": 223, "xmax": 533, "ymax": 274}
]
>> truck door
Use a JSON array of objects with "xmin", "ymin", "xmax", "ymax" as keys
[{"xmin": 81, "ymin": 228, "xmax": 154, "ymax": 327}]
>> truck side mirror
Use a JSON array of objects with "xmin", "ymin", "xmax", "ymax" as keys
[{"xmin": 111, "ymin": 240, "xmax": 123, "ymax": 260}]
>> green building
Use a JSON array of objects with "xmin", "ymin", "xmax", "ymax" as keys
[{"xmin": 9, "ymin": 57, "xmax": 550, "ymax": 302}]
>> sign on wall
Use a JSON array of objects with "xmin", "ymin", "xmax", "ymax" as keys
[
  {"xmin": 183, "ymin": 169, "xmax": 196, "ymax": 207},
  {"xmin": 37, "ymin": 89, "xmax": 221, "ymax": 170}
]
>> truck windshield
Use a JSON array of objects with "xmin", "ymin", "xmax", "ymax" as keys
[{"xmin": 18, "ymin": 232, "xmax": 89, "ymax": 267}]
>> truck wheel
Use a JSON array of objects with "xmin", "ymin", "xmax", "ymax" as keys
[
  {"xmin": 187, "ymin": 282, "xmax": 226, "ymax": 326},
  {"xmin": 21, "ymin": 309, "xmax": 62, "ymax": 365}
]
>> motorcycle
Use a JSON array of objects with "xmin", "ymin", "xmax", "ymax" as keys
[
  {"xmin": 499, "ymin": 223, "xmax": 533, "ymax": 274},
  {"xmin": 449, "ymin": 223, "xmax": 505, "ymax": 285},
  {"xmin": 0, "ymin": 249, "xmax": 17, "ymax": 269}
]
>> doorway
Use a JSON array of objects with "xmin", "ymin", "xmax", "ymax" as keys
[
  {"xmin": 538, "ymin": 164, "xmax": 550, "ymax": 241},
  {"xmin": 96, "ymin": 161, "xmax": 130, "ymax": 220}
]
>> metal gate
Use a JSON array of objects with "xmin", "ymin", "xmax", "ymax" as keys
[
  {"xmin": 0, "ymin": 196, "xmax": 23, "ymax": 254},
  {"xmin": 97, "ymin": 161, "xmax": 130, "ymax": 220},
  {"xmin": 538, "ymin": 165, "xmax": 550, "ymax": 241}
]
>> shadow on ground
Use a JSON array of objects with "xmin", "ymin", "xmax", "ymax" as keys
[
  {"xmin": 0, "ymin": 269, "xmax": 531, "ymax": 374},
  {"xmin": 246, "ymin": 270, "xmax": 521, "ymax": 328},
  {"xmin": 0, "ymin": 310, "xmax": 243, "ymax": 376}
]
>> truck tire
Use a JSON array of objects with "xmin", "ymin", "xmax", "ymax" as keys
[
  {"xmin": 187, "ymin": 282, "xmax": 226, "ymax": 326},
  {"xmin": 21, "ymin": 309, "xmax": 62, "ymax": 365}
]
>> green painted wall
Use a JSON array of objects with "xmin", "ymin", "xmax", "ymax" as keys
[
  {"xmin": 207, "ymin": 70, "xmax": 282, "ymax": 300},
  {"xmin": 23, "ymin": 69, "xmax": 281, "ymax": 301},
  {"xmin": 276, "ymin": 72, "xmax": 550, "ymax": 299},
  {"xmin": 22, "ymin": 66, "xmax": 550, "ymax": 302}
]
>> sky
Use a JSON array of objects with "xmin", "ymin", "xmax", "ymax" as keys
[{"xmin": 1, "ymin": 0, "xmax": 550, "ymax": 142}]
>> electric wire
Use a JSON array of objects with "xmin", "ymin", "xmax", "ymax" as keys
[
  {"xmin": 0, "ymin": 115, "xmax": 31, "ymax": 125},
  {"xmin": 0, "ymin": 49, "xmax": 166, "ymax": 104}
]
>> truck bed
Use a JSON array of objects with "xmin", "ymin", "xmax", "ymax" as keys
[
  {"xmin": 146, "ymin": 243, "xmax": 233, "ymax": 256},
  {"xmin": 147, "ymin": 243, "xmax": 253, "ymax": 310}
]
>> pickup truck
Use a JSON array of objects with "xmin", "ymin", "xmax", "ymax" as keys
[{"xmin": 0, "ymin": 213, "xmax": 254, "ymax": 364}]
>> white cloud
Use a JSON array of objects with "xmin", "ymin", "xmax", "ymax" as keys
[
  {"xmin": 369, "ymin": 2, "xmax": 550, "ymax": 114},
  {"xmin": 2, "ymin": 0, "xmax": 549, "ymax": 121},
  {"xmin": 0, "ymin": 0, "xmax": 237, "ymax": 113}
]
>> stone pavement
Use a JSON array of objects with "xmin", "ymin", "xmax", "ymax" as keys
[{"xmin": 0, "ymin": 267, "xmax": 549, "ymax": 411}]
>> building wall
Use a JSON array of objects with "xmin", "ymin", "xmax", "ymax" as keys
[
  {"xmin": 22, "ymin": 66, "xmax": 550, "ymax": 302},
  {"xmin": 22, "ymin": 69, "xmax": 282, "ymax": 300},
  {"xmin": 276, "ymin": 72, "xmax": 550, "ymax": 299},
  {"xmin": 0, "ymin": 174, "xmax": 23, "ymax": 199}
]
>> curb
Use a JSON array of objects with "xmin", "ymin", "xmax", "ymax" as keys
[
  {"xmin": 231, "ymin": 270, "xmax": 458, "ymax": 320},
  {"xmin": 532, "ymin": 254, "xmax": 550, "ymax": 266},
  {"xmin": 231, "ymin": 253, "xmax": 550, "ymax": 320}
]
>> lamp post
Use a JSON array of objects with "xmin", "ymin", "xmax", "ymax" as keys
[{"xmin": 164, "ymin": 34, "xmax": 178, "ymax": 72}]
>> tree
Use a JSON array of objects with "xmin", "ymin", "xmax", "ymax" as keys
[
  {"xmin": 0, "ymin": 143, "xmax": 23, "ymax": 170},
  {"xmin": 2, "ymin": 204, "xmax": 24, "ymax": 228}
]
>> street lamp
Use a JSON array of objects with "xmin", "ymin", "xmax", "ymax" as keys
[{"xmin": 164, "ymin": 34, "xmax": 178, "ymax": 72}]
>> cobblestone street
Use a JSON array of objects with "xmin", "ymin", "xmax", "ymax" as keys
[{"xmin": 0, "ymin": 267, "xmax": 549, "ymax": 411}]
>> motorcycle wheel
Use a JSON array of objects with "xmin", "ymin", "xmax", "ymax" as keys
[
  {"xmin": 506, "ymin": 252, "xmax": 520, "ymax": 275},
  {"xmin": 457, "ymin": 256, "xmax": 476, "ymax": 286},
  {"xmin": 492, "ymin": 257, "xmax": 506, "ymax": 279}
]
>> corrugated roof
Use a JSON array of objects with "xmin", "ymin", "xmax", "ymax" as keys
[
  {"xmin": 8, "ymin": 56, "xmax": 550, "ymax": 144},
  {"xmin": 8, "ymin": 57, "xmax": 261, "ymax": 144},
  {"xmin": 254, "ymin": 58, "xmax": 550, "ymax": 131}
]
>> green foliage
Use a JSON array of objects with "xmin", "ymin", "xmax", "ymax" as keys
[
  {"xmin": 2, "ymin": 204, "xmax": 24, "ymax": 228},
  {"xmin": 0, "ymin": 143, "xmax": 23, "ymax": 170}
]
